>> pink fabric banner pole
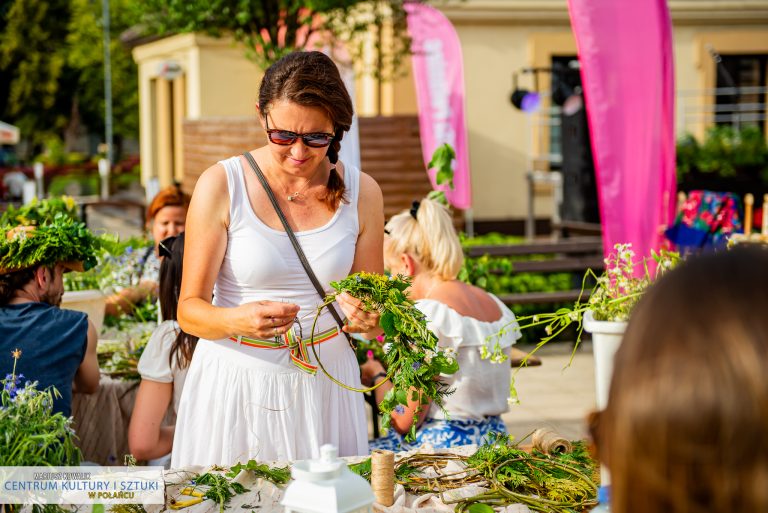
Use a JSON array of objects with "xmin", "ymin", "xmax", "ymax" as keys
[
  {"xmin": 567, "ymin": 0, "xmax": 677, "ymax": 264},
  {"xmin": 405, "ymin": 3, "xmax": 471, "ymax": 209}
]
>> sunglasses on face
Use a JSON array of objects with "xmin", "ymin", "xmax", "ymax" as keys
[{"xmin": 264, "ymin": 117, "xmax": 335, "ymax": 148}]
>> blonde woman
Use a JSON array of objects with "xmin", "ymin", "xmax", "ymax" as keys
[{"xmin": 362, "ymin": 198, "xmax": 520, "ymax": 450}]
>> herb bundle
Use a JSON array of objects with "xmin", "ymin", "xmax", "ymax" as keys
[
  {"xmin": 0, "ymin": 351, "xmax": 82, "ymax": 466},
  {"xmin": 310, "ymin": 272, "xmax": 458, "ymax": 440},
  {"xmin": 192, "ymin": 472, "xmax": 249, "ymax": 513},
  {"xmin": 226, "ymin": 460, "xmax": 292, "ymax": 485},
  {"xmin": 0, "ymin": 214, "xmax": 102, "ymax": 273},
  {"xmin": 351, "ymin": 433, "xmax": 597, "ymax": 513}
]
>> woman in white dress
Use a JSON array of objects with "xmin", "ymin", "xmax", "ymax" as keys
[
  {"xmin": 173, "ymin": 51, "xmax": 384, "ymax": 467},
  {"xmin": 362, "ymin": 198, "xmax": 520, "ymax": 450}
]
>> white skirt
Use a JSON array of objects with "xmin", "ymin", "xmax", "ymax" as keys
[{"xmin": 171, "ymin": 332, "xmax": 368, "ymax": 467}]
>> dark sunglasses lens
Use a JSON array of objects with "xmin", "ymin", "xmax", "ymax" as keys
[
  {"xmin": 303, "ymin": 134, "xmax": 333, "ymax": 148},
  {"xmin": 269, "ymin": 131, "xmax": 298, "ymax": 145}
]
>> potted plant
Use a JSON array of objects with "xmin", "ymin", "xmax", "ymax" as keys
[{"xmin": 486, "ymin": 243, "xmax": 681, "ymax": 407}]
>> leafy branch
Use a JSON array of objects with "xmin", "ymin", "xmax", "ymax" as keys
[{"xmin": 309, "ymin": 272, "xmax": 458, "ymax": 440}]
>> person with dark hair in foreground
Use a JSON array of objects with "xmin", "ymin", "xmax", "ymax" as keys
[{"xmin": 591, "ymin": 247, "xmax": 768, "ymax": 513}]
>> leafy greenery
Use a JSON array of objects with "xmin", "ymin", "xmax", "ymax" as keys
[
  {"xmin": 426, "ymin": 143, "xmax": 455, "ymax": 206},
  {"xmin": 677, "ymin": 125, "xmax": 768, "ymax": 182},
  {"xmin": 0, "ymin": 214, "xmax": 102, "ymax": 273},
  {"xmin": 353, "ymin": 433, "xmax": 597, "ymax": 513},
  {"xmin": 64, "ymin": 236, "xmax": 152, "ymax": 292},
  {"xmin": 486, "ymin": 244, "xmax": 681, "ymax": 399},
  {"xmin": 348, "ymin": 456, "xmax": 420, "ymax": 482},
  {"xmin": 130, "ymin": 0, "xmax": 414, "ymax": 77},
  {"xmin": 97, "ymin": 333, "xmax": 150, "ymax": 381},
  {"xmin": 312, "ymin": 272, "xmax": 458, "ymax": 440},
  {"xmin": 458, "ymin": 232, "xmax": 576, "ymax": 345},
  {"xmin": 0, "ymin": 195, "xmax": 80, "ymax": 227},
  {"xmin": 0, "ymin": 0, "xmax": 138, "ymax": 150},
  {"xmin": 189, "ymin": 472, "xmax": 249, "ymax": 513},
  {"xmin": 226, "ymin": 460, "xmax": 292, "ymax": 485},
  {"xmin": 0, "ymin": 350, "xmax": 82, "ymax": 466}
]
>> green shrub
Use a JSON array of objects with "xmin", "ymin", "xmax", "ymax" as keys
[
  {"xmin": 677, "ymin": 125, "xmax": 768, "ymax": 181},
  {"xmin": 459, "ymin": 232, "xmax": 580, "ymax": 344},
  {"xmin": 47, "ymin": 173, "xmax": 99, "ymax": 196}
]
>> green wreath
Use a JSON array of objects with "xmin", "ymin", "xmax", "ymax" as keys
[{"xmin": 0, "ymin": 214, "xmax": 101, "ymax": 274}]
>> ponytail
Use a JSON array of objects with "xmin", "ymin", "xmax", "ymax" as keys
[
  {"xmin": 319, "ymin": 129, "xmax": 348, "ymax": 212},
  {"xmin": 385, "ymin": 198, "xmax": 464, "ymax": 280}
]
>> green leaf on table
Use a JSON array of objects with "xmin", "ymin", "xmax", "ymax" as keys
[{"xmin": 467, "ymin": 503, "xmax": 495, "ymax": 513}]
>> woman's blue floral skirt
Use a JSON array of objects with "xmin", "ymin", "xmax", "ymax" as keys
[{"xmin": 369, "ymin": 415, "xmax": 506, "ymax": 452}]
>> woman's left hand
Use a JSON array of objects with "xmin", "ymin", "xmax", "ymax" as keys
[{"xmin": 337, "ymin": 291, "xmax": 381, "ymax": 334}]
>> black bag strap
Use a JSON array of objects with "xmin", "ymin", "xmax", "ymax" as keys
[{"xmin": 242, "ymin": 152, "xmax": 352, "ymax": 344}]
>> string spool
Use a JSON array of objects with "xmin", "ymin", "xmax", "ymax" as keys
[
  {"xmin": 532, "ymin": 427, "xmax": 572, "ymax": 455},
  {"xmin": 371, "ymin": 449, "xmax": 395, "ymax": 506}
]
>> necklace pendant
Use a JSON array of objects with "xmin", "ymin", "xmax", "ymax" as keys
[{"xmin": 287, "ymin": 195, "xmax": 294, "ymax": 202}]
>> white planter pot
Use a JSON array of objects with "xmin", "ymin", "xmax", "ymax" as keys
[
  {"xmin": 61, "ymin": 290, "xmax": 106, "ymax": 334},
  {"xmin": 583, "ymin": 310, "xmax": 627, "ymax": 410}
]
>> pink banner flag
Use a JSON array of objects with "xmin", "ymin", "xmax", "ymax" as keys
[
  {"xmin": 405, "ymin": 3, "xmax": 471, "ymax": 209},
  {"xmin": 567, "ymin": 0, "xmax": 677, "ymax": 263}
]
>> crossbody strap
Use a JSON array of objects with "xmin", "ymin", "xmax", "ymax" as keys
[{"xmin": 242, "ymin": 152, "xmax": 353, "ymax": 345}]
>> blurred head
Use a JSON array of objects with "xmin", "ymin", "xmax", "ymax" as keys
[
  {"xmin": 158, "ymin": 232, "xmax": 198, "ymax": 368},
  {"xmin": 146, "ymin": 185, "xmax": 189, "ymax": 245},
  {"xmin": 0, "ymin": 264, "xmax": 64, "ymax": 307},
  {"xmin": 594, "ymin": 247, "xmax": 768, "ymax": 513},
  {"xmin": 258, "ymin": 51, "xmax": 352, "ymax": 211},
  {"xmin": 384, "ymin": 198, "xmax": 464, "ymax": 281}
]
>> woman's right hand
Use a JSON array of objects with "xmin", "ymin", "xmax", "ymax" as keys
[{"xmin": 236, "ymin": 300, "xmax": 300, "ymax": 339}]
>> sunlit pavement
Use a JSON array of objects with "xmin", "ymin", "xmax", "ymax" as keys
[{"xmin": 503, "ymin": 341, "xmax": 595, "ymax": 442}]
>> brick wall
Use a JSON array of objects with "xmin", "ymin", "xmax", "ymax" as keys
[
  {"xmin": 181, "ymin": 117, "xmax": 267, "ymax": 195},
  {"xmin": 182, "ymin": 115, "xmax": 437, "ymax": 221}
]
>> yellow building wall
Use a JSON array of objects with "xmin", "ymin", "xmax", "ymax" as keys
[
  {"xmin": 132, "ymin": 2, "xmax": 768, "ymax": 217},
  {"xmin": 374, "ymin": 1, "xmax": 768, "ymax": 221},
  {"xmin": 133, "ymin": 34, "xmax": 262, "ymax": 188}
]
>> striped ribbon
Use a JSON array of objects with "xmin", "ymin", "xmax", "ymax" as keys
[{"xmin": 228, "ymin": 325, "xmax": 339, "ymax": 375}]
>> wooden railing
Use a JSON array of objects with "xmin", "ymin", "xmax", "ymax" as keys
[{"xmin": 466, "ymin": 236, "xmax": 604, "ymax": 306}]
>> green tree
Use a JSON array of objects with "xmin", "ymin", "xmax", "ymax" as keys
[
  {"xmin": 0, "ymin": 0, "xmax": 138, "ymax": 155},
  {"xmin": 130, "ymin": 0, "xmax": 414, "ymax": 76},
  {"xmin": 0, "ymin": 0, "xmax": 71, "ymax": 147}
]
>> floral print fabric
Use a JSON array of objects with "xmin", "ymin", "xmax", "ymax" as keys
[
  {"xmin": 369, "ymin": 415, "xmax": 507, "ymax": 452},
  {"xmin": 666, "ymin": 190, "xmax": 743, "ymax": 250}
]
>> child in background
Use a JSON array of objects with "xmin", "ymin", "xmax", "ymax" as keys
[{"xmin": 128, "ymin": 233, "xmax": 197, "ymax": 463}]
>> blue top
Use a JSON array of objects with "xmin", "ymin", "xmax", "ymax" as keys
[{"xmin": 0, "ymin": 302, "xmax": 89, "ymax": 417}]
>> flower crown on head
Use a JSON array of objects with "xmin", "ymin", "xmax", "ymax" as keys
[{"xmin": 0, "ymin": 214, "xmax": 100, "ymax": 275}]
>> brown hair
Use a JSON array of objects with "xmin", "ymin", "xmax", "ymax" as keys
[
  {"xmin": 258, "ymin": 51, "xmax": 353, "ymax": 212},
  {"xmin": 0, "ymin": 267, "xmax": 36, "ymax": 305},
  {"xmin": 146, "ymin": 184, "xmax": 190, "ymax": 223},
  {"xmin": 158, "ymin": 232, "xmax": 198, "ymax": 369},
  {"xmin": 385, "ymin": 198, "xmax": 464, "ymax": 280},
  {"xmin": 594, "ymin": 248, "xmax": 768, "ymax": 513}
]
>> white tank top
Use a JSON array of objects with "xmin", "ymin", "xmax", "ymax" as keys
[{"xmin": 214, "ymin": 156, "xmax": 360, "ymax": 333}]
